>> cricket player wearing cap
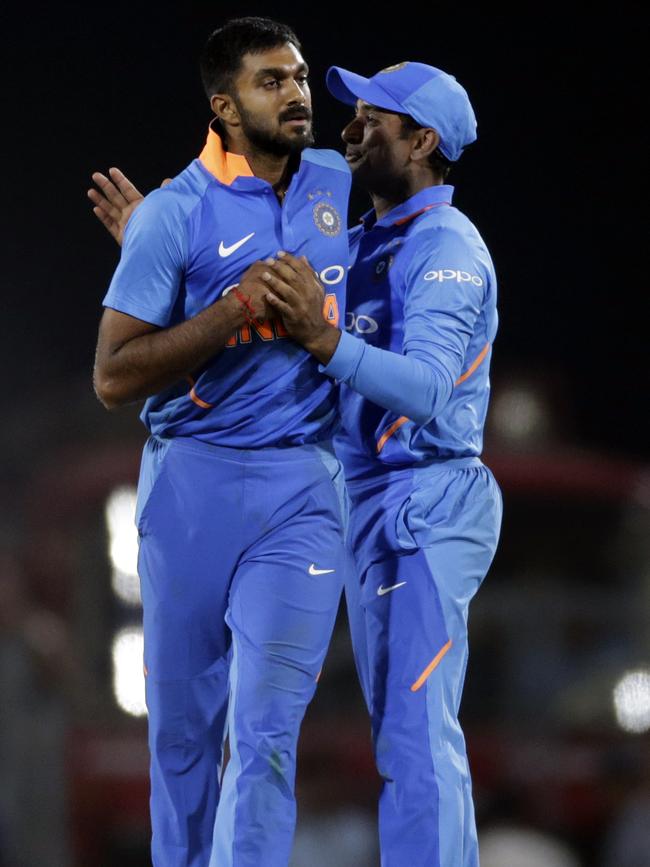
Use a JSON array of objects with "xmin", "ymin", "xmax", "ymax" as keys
[{"xmin": 262, "ymin": 62, "xmax": 502, "ymax": 866}]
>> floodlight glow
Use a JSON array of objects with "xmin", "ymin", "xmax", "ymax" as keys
[
  {"xmin": 613, "ymin": 669, "xmax": 650, "ymax": 734},
  {"xmin": 491, "ymin": 386, "xmax": 549, "ymax": 442},
  {"xmin": 105, "ymin": 485, "xmax": 141, "ymax": 605},
  {"xmin": 112, "ymin": 627, "xmax": 147, "ymax": 717}
]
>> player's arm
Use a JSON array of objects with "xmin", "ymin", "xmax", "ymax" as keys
[
  {"xmin": 264, "ymin": 260, "xmax": 441, "ymax": 423},
  {"xmin": 94, "ymin": 189, "xmax": 272, "ymax": 409},
  {"xmin": 323, "ymin": 230, "xmax": 485, "ymax": 422},
  {"xmin": 95, "ymin": 278, "xmax": 264, "ymax": 409},
  {"xmin": 264, "ymin": 234, "xmax": 485, "ymax": 424}
]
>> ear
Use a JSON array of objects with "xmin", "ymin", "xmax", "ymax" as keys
[
  {"xmin": 211, "ymin": 93, "xmax": 240, "ymax": 128},
  {"xmin": 411, "ymin": 127, "xmax": 440, "ymax": 163}
]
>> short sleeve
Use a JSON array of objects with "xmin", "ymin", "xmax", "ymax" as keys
[
  {"xmin": 402, "ymin": 227, "xmax": 488, "ymax": 384},
  {"xmin": 102, "ymin": 189, "xmax": 188, "ymax": 327}
]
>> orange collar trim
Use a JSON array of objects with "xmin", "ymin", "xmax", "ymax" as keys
[{"xmin": 199, "ymin": 127, "xmax": 254, "ymax": 186}]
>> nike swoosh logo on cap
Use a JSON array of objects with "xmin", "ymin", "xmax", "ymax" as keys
[
  {"xmin": 218, "ymin": 232, "xmax": 255, "ymax": 257},
  {"xmin": 309, "ymin": 564, "xmax": 335, "ymax": 575},
  {"xmin": 377, "ymin": 581, "xmax": 407, "ymax": 596}
]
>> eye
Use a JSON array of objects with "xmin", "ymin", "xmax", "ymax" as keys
[
  {"xmin": 297, "ymin": 74, "xmax": 309, "ymax": 86},
  {"xmin": 263, "ymin": 79, "xmax": 281, "ymax": 89}
]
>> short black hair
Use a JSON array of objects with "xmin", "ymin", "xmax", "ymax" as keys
[
  {"xmin": 399, "ymin": 115, "xmax": 452, "ymax": 180},
  {"xmin": 200, "ymin": 17, "xmax": 302, "ymax": 100}
]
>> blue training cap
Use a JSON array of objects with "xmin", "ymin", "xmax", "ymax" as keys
[{"xmin": 326, "ymin": 61, "xmax": 477, "ymax": 162}]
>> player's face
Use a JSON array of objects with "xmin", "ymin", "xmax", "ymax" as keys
[
  {"xmin": 341, "ymin": 101, "xmax": 411, "ymax": 192},
  {"xmin": 231, "ymin": 43, "xmax": 314, "ymax": 156}
]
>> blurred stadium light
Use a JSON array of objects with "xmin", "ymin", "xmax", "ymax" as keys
[
  {"xmin": 112, "ymin": 626, "xmax": 147, "ymax": 717},
  {"xmin": 479, "ymin": 825, "xmax": 580, "ymax": 867},
  {"xmin": 613, "ymin": 669, "xmax": 650, "ymax": 734},
  {"xmin": 490, "ymin": 383, "xmax": 552, "ymax": 445},
  {"xmin": 105, "ymin": 485, "xmax": 141, "ymax": 605}
]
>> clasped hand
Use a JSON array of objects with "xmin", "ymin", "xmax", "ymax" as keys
[{"xmin": 260, "ymin": 252, "xmax": 340, "ymax": 362}]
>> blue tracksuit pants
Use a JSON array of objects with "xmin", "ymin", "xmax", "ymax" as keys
[
  {"xmin": 344, "ymin": 457, "xmax": 502, "ymax": 867},
  {"xmin": 135, "ymin": 435, "xmax": 346, "ymax": 867}
]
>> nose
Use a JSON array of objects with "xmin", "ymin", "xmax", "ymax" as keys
[
  {"xmin": 342, "ymin": 116, "xmax": 363, "ymax": 144},
  {"xmin": 286, "ymin": 77, "xmax": 306, "ymax": 105}
]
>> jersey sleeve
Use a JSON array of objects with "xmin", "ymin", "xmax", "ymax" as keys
[
  {"xmin": 321, "ymin": 226, "xmax": 487, "ymax": 424},
  {"xmin": 320, "ymin": 330, "xmax": 445, "ymax": 424},
  {"xmin": 102, "ymin": 189, "xmax": 188, "ymax": 327},
  {"xmin": 401, "ymin": 226, "xmax": 486, "ymax": 383}
]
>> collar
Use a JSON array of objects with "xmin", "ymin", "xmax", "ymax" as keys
[
  {"xmin": 198, "ymin": 124, "xmax": 254, "ymax": 186},
  {"xmin": 360, "ymin": 184, "xmax": 454, "ymax": 231}
]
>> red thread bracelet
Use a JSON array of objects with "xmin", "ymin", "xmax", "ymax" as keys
[{"xmin": 232, "ymin": 288, "xmax": 258, "ymax": 324}]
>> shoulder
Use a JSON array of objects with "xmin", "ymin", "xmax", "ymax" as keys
[
  {"xmin": 123, "ymin": 161, "xmax": 209, "ymax": 242},
  {"xmin": 301, "ymin": 148, "xmax": 351, "ymax": 177},
  {"xmin": 141, "ymin": 161, "xmax": 209, "ymax": 219},
  {"xmin": 397, "ymin": 218, "xmax": 495, "ymax": 293},
  {"xmin": 404, "ymin": 208, "xmax": 492, "ymax": 263},
  {"xmin": 400, "ymin": 221, "xmax": 469, "ymax": 261}
]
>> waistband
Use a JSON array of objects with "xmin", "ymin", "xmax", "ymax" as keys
[
  {"xmin": 151, "ymin": 434, "xmax": 338, "ymax": 465},
  {"xmin": 345, "ymin": 456, "xmax": 484, "ymax": 490}
]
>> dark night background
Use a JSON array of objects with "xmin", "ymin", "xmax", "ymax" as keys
[{"xmin": 1, "ymin": 3, "xmax": 649, "ymax": 865}]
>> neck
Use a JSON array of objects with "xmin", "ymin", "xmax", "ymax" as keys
[
  {"xmin": 370, "ymin": 172, "xmax": 444, "ymax": 220},
  {"xmin": 224, "ymin": 131, "xmax": 295, "ymax": 192}
]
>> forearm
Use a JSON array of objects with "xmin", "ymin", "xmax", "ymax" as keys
[
  {"xmin": 321, "ymin": 331, "xmax": 453, "ymax": 424},
  {"xmin": 95, "ymin": 293, "xmax": 247, "ymax": 408}
]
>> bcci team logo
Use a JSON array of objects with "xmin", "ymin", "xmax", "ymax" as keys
[{"xmin": 313, "ymin": 201, "xmax": 342, "ymax": 237}]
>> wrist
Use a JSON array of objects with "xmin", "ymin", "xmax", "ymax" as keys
[
  {"xmin": 220, "ymin": 289, "xmax": 249, "ymax": 328},
  {"xmin": 304, "ymin": 325, "xmax": 342, "ymax": 366}
]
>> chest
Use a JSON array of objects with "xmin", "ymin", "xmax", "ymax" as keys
[
  {"xmin": 345, "ymin": 234, "xmax": 407, "ymax": 349},
  {"xmin": 183, "ymin": 183, "xmax": 349, "ymax": 317}
]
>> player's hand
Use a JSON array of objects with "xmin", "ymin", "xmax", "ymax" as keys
[
  {"xmin": 262, "ymin": 252, "xmax": 341, "ymax": 363},
  {"xmin": 236, "ymin": 261, "xmax": 278, "ymax": 322},
  {"xmin": 88, "ymin": 168, "xmax": 151, "ymax": 246}
]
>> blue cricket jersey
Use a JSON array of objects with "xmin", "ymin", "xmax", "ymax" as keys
[
  {"xmin": 103, "ymin": 127, "xmax": 351, "ymax": 448},
  {"xmin": 325, "ymin": 185, "xmax": 497, "ymax": 480}
]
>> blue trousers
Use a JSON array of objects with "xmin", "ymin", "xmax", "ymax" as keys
[
  {"xmin": 135, "ymin": 435, "xmax": 346, "ymax": 867},
  {"xmin": 344, "ymin": 458, "xmax": 502, "ymax": 867}
]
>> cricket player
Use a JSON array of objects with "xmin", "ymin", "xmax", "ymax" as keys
[
  {"xmin": 91, "ymin": 18, "xmax": 350, "ymax": 867},
  {"xmin": 261, "ymin": 63, "xmax": 502, "ymax": 867}
]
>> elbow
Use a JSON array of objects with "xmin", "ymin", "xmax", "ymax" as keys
[
  {"xmin": 411, "ymin": 406, "xmax": 435, "ymax": 426},
  {"xmin": 412, "ymin": 392, "xmax": 449, "ymax": 425},
  {"xmin": 411, "ymin": 370, "xmax": 454, "ymax": 425},
  {"xmin": 93, "ymin": 368, "xmax": 128, "ymax": 411},
  {"xmin": 410, "ymin": 396, "xmax": 442, "ymax": 425}
]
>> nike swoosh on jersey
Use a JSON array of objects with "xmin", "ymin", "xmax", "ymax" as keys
[
  {"xmin": 309, "ymin": 564, "xmax": 335, "ymax": 575},
  {"xmin": 377, "ymin": 581, "xmax": 407, "ymax": 596},
  {"xmin": 218, "ymin": 232, "xmax": 255, "ymax": 257}
]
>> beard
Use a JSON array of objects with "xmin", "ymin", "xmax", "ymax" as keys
[{"xmin": 234, "ymin": 97, "xmax": 315, "ymax": 156}]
